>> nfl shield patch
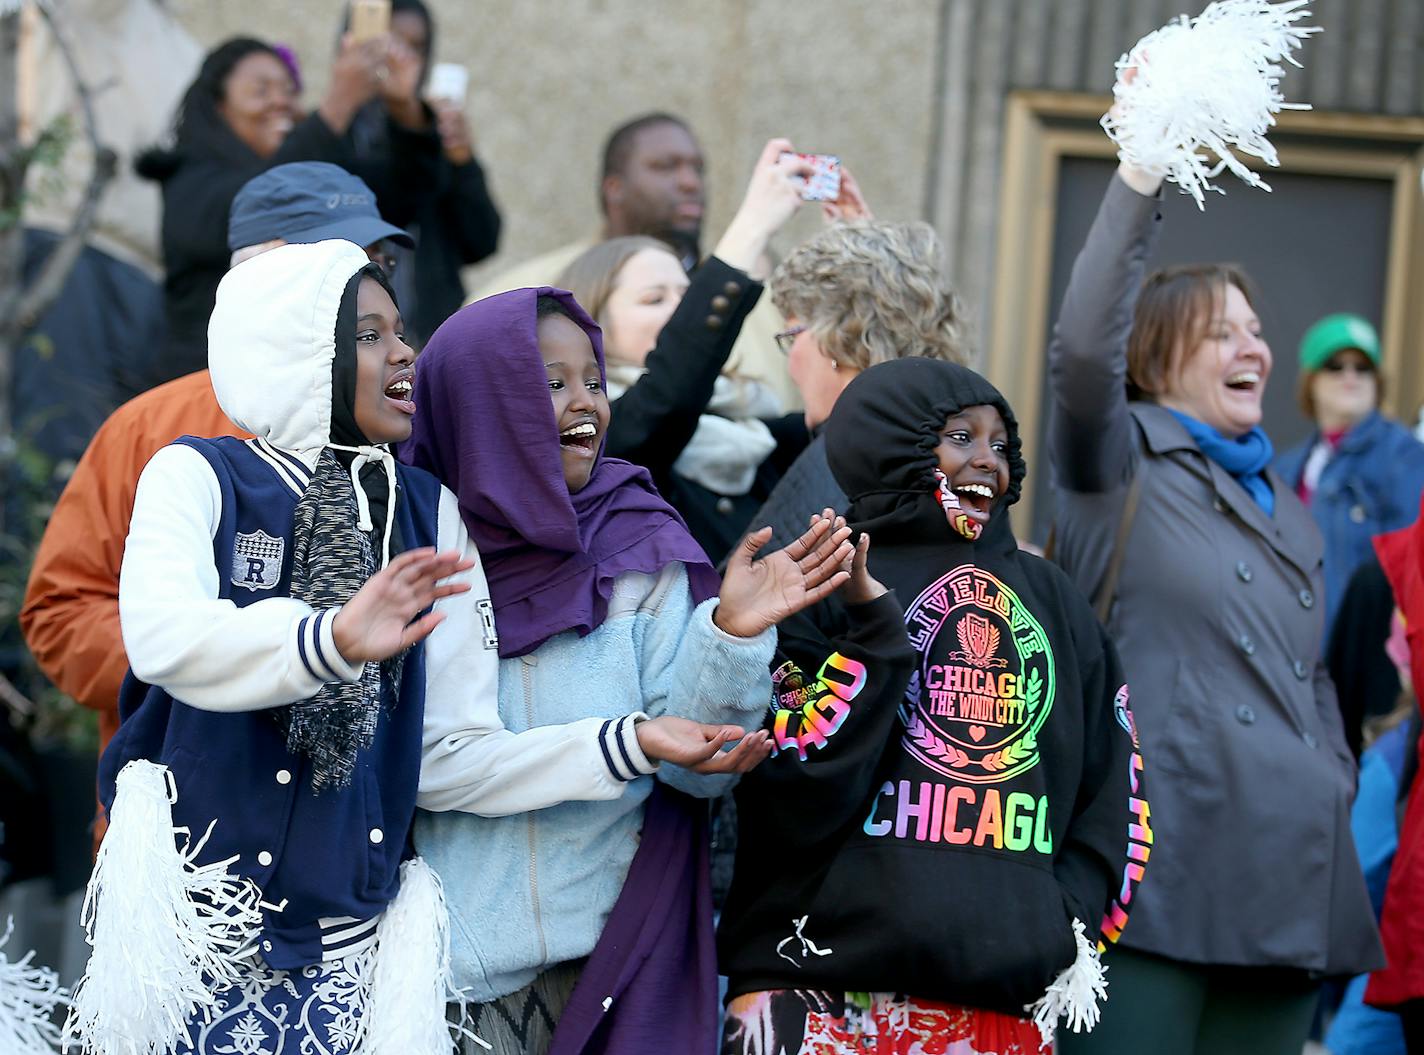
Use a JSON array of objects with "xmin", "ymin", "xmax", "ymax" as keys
[{"xmin": 231, "ymin": 529, "xmax": 285, "ymax": 592}]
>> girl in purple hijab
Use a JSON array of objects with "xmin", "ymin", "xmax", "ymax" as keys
[{"xmin": 403, "ymin": 287, "xmax": 854, "ymax": 1055}]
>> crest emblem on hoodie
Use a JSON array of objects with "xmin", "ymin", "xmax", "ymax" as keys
[
  {"xmin": 901, "ymin": 564, "xmax": 1055, "ymax": 784},
  {"xmin": 231, "ymin": 529, "xmax": 285, "ymax": 592}
]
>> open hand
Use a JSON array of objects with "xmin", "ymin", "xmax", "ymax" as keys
[
  {"xmin": 837, "ymin": 525, "xmax": 888, "ymax": 606},
  {"xmin": 715, "ymin": 514, "xmax": 854, "ymax": 638},
  {"xmin": 331, "ymin": 548, "xmax": 474, "ymax": 663},
  {"xmin": 713, "ymin": 137, "xmax": 814, "ymax": 275},
  {"xmin": 635, "ymin": 716, "xmax": 772, "ymax": 774}
]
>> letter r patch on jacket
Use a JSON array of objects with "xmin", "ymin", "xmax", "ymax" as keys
[{"xmin": 231, "ymin": 529, "xmax": 284, "ymax": 592}]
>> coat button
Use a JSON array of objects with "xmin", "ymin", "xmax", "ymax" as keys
[
  {"xmin": 1237, "ymin": 635, "xmax": 1255, "ymax": 657},
  {"xmin": 257, "ymin": 851, "xmax": 273, "ymax": 866},
  {"xmin": 276, "ymin": 769, "xmax": 291, "ymax": 785},
  {"xmin": 716, "ymin": 497, "xmax": 735, "ymax": 515},
  {"xmin": 262, "ymin": 940, "xmax": 273, "ymax": 953},
  {"xmin": 1293, "ymin": 660, "xmax": 1309, "ymax": 680},
  {"xmin": 1298, "ymin": 589, "xmax": 1314, "ymax": 609},
  {"xmin": 1303, "ymin": 731, "xmax": 1319, "ymax": 749},
  {"xmin": 369, "ymin": 828, "xmax": 384, "ymax": 845},
  {"xmin": 1236, "ymin": 561, "xmax": 1252, "ymax": 583},
  {"xmin": 723, "ymin": 280, "xmax": 741, "ymax": 296},
  {"xmin": 710, "ymin": 294, "xmax": 731, "ymax": 311},
  {"xmin": 705, "ymin": 314, "xmax": 723, "ymax": 331},
  {"xmin": 1235, "ymin": 704, "xmax": 1256, "ymax": 725},
  {"xmin": 1350, "ymin": 505, "xmax": 1366, "ymax": 523}
]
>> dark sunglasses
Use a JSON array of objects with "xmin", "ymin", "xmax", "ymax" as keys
[{"xmin": 1320, "ymin": 358, "xmax": 1374, "ymax": 375}]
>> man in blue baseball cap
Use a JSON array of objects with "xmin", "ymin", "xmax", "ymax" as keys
[
  {"xmin": 226, "ymin": 161, "xmax": 413, "ymax": 273},
  {"xmin": 21, "ymin": 162, "xmax": 418, "ymax": 853}
]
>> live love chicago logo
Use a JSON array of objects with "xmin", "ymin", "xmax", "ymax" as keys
[{"xmin": 900, "ymin": 565, "xmax": 1055, "ymax": 784}]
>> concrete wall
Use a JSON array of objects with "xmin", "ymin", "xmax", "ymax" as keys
[{"xmin": 166, "ymin": 0, "xmax": 1424, "ymax": 351}]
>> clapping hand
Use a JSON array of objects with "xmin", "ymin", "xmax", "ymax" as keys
[
  {"xmin": 714, "ymin": 513, "xmax": 854, "ymax": 639},
  {"xmin": 331, "ymin": 548, "xmax": 474, "ymax": 663},
  {"xmin": 634, "ymin": 717, "xmax": 772, "ymax": 774},
  {"xmin": 837, "ymin": 523, "xmax": 888, "ymax": 606}
]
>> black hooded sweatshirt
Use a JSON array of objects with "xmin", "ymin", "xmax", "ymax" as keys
[{"xmin": 718, "ymin": 358, "xmax": 1151, "ymax": 1016}]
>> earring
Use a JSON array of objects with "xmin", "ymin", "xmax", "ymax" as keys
[{"xmin": 831, "ymin": 359, "xmax": 839, "ymax": 370}]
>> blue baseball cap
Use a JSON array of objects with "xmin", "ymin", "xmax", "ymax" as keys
[{"xmin": 227, "ymin": 162, "xmax": 415, "ymax": 253}]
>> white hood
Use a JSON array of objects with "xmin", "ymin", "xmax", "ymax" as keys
[{"xmin": 208, "ymin": 239, "xmax": 370, "ymax": 453}]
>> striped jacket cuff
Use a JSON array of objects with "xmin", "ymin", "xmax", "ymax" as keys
[
  {"xmin": 295, "ymin": 607, "xmax": 365, "ymax": 685},
  {"xmin": 597, "ymin": 713, "xmax": 657, "ymax": 782}
]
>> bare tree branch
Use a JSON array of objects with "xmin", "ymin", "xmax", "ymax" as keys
[{"xmin": 10, "ymin": 0, "xmax": 116, "ymax": 327}]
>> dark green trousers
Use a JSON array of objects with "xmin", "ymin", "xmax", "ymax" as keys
[{"xmin": 1056, "ymin": 946, "xmax": 1319, "ymax": 1055}]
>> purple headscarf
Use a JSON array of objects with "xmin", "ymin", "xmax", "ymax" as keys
[{"xmin": 400, "ymin": 287, "xmax": 721, "ymax": 658}]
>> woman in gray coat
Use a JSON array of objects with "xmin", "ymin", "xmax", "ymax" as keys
[{"xmin": 1048, "ymin": 156, "xmax": 1382, "ymax": 1052}]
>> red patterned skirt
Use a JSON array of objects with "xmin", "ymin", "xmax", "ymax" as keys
[{"xmin": 724, "ymin": 989, "xmax": 1045, "ymax": 1055}]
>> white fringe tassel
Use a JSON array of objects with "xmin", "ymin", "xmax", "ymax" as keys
[
  {"xmin": 363, "ymin": 856, "xmax": 489, "ymax": 1053},
  {"xmin": 1026, "ymin": 918, "xmax": 1108, "ymax": 1052},
  {"xmin": 62, "ymin": 759, "xmax": 264, "ymax": 1055},
  {"xmin": 0, "ymin": 917, "xmax": 66, "ymax": 1055},
  {"xmin": 1101, "ymin": 0, "xmax": 1318, "ymax": 209}
]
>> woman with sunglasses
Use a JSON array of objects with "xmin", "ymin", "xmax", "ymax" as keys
[{"xmin": 1275, "ymin": 314, "xmax": 1424, "ymax": 630}]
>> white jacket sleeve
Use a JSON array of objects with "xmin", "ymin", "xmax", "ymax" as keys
[
  {"xmin": 417, "ymin": 487, "xmax": 656, "ymax": 817},
  {"xmin": 119, "ymin": 443, "xmax": 364, "ymax": 712}
]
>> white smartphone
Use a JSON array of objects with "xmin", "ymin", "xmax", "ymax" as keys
[{"xmin": 427, "ymin": 62, "xmax": 469, "ymax": 107}]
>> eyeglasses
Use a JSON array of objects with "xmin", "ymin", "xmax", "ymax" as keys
[
  {"xmin": 775, "ymin": 325, "xmax": 806, "ymax": 354},
  {"xmin": 1320, "ymin": 358, "xmax": 1374, "ymax": 375}
]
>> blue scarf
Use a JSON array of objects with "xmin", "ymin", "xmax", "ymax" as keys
[{"xmin": 1167, "ymin": 408, "xmax": 1275, "ymax": 517}]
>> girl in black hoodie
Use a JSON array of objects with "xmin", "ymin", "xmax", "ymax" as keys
[{"xmin": 718, "ymin": 358, "xmax": 1151, "ymax": 1054}]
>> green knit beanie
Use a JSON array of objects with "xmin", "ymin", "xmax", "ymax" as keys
[{"xmin": 1299, "ymin": 313, "xmax": 1381, "ymax": 373}]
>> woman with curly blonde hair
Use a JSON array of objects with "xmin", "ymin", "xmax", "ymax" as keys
[{"xmin": 748, "ymin": 218, "xmax": 971, "ymax": 551}]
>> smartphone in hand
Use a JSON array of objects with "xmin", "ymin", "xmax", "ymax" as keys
[
  {"xmin": 349, "ymin": 0, "xmax": 391, "ymax": 42},
  {"xmin": 779, "ymin": 152, "xmax": 842, "ymax": 202},
  {"xmin": 427, "ymin": 62, "xmax": 469, "ymax": 107}
]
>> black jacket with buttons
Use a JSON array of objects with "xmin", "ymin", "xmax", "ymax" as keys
[{"xmin": 604, "ymin": 254, "xmax": 807, "ymax": 563}]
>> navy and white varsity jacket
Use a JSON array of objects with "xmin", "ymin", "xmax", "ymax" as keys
[{"xmin": 103, "ymin": 434, "xmax": 471, "ymax": 968}]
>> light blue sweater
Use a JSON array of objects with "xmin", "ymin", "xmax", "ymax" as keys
[{"xmin": 414, "ymin": 563, "xmax": 774, "ymax": 1001}]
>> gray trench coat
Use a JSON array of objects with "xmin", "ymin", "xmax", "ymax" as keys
[{"xmin": 1046, "ymin": 174, "xmax": 1381, "ymax": 975}]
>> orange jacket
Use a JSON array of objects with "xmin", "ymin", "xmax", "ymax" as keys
[{"xmin": 20, "ymin": 370, "xmax": 248, "ymax": 755}]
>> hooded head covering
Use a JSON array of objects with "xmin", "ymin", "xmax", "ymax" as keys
[
  {"xmin": 209, "ymin": 239, "xmax": 406, "ymax": 791},
  {"xmin": 400, "ymin": 286, "xmax": 720, "ymax": 659},
  {"xmin": 824, "ymin": 358, "xmax": 1025, "ymax": 545}
]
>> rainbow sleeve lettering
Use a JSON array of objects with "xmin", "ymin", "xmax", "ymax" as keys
[{"xmin": 768, "ymin": 652, "xmax": 869, "ymax": 761}]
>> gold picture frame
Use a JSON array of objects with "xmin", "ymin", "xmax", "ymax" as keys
[{"xmin": 990, "ymin": 91, "xmax": 1424, "ymax": 530}]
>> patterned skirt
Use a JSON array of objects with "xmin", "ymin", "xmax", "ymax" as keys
[
  {"xmin": 723, "ymin": 989, "xmax": 1044, "ymax": 1055},
  {"xmin": 176, "ymin": 948, "xmax": 375, "ymax": 1055}
]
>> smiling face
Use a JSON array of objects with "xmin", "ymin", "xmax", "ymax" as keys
[
  {"xmin": 352, "ymin": 277, "xmax": 416, "ymax": 444},
  {"xmin": 933, "ymin": 405, "xmax": 1010, "ymax": 536},
  {"xmin": 601, "ymin": 246, "xmax": 689, "ymax": 367},
  {"xmin": 217, "ymin": 51, "xmax": 299, "ymax": 158},
  {"xmin": 1310, "ymin": 348, "xmax": 1378, "ymax": 431},
  {"xmin": 1158, "ymin": 283, "xmax": 1272, "ymax": 437},
  {"xmin": 541, "ymin": 312, "xmax": 611, "ymax": 492}
]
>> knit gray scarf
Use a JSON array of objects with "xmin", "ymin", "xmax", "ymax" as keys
[{"xmin": 279, "ymin": 449, "xmax": 403, "ymax": 793}]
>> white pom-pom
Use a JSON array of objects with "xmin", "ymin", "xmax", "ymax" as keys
[
  {"xmin": 62, "ymin": 759, "xmax": 264, "ymax": 1055},
  {"xmin": 1026, "ymin": 917, "xmax": 1108, "ymax": 1051},
  {"xmin": 0, "ymin": 918, "xmax": 66, "ymax": 1055},
  {"xmin": 363, "ymin": 856, "xmax": 488, "ymax": 1052},
  {"xmin": 1101, "ymin": 0, "xmax": 1318, "ymax": 209}
]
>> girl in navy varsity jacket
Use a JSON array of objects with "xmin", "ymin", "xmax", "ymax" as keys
[{"xmin": 64, "ymin": 240, "xmax": 499, "ymax": 1055}]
